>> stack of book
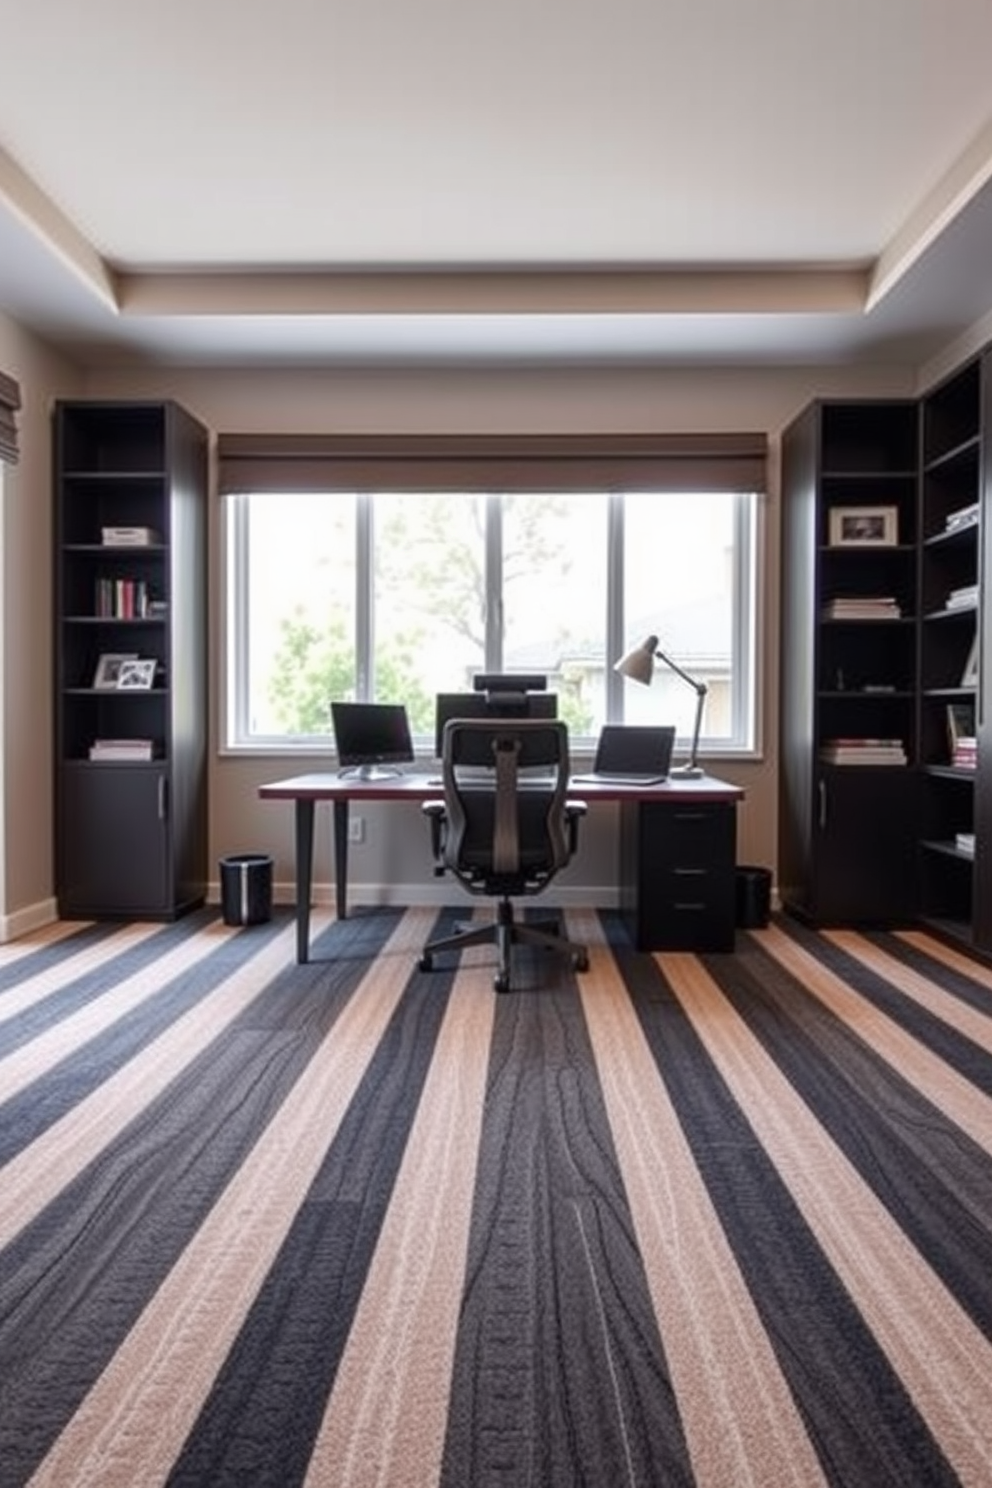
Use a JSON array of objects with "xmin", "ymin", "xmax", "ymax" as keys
[
  {"xmin": 945, "ymin": 583, "xmax": 978, "ymax": 611},
  {"xmin": 821, "ymin": 596, "xmax": 901, "ymax": 620},
  {"xmin": 100, "ymin": 525, "xmax": 161, "ymax": 546},
  {"xmin": 955, "ymin": 832, "xmax": 976, "ymax": 857},
  {"xmin": 951, "ymin": 736, "xmax": 977, "ymax": 770},
  {"xmin": 819, "ymin": 738, "xmax": 907, "ymax": 766},
  {"xmin": 88, "ymin": 738, "xmax": 156, "ymax": 761},
  {"xmin": 945, "ymin": 503, "xmax": 979, "ymax": 533}
]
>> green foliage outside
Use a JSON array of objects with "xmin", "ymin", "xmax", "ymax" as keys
[{"xmin": 267, "ymin": 495, "xmax": 597, "ymax": 739}]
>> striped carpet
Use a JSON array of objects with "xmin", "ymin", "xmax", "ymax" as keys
[{"xmin": 2, "ymin": 905, "xmax": 992, "ymax": 1487}]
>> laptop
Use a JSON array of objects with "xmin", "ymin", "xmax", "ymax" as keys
[{"xmin": 573, "ymin": 724, "xmax": 676, "ymax": 785}]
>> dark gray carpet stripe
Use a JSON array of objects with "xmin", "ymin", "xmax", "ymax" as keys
[
  {"xmin": 0, "ymin": 910, "xmax": 218, "ymax": 1059},
  {"xmin": 0, "ymin": 909, "xmax": 403, "ymax": 1487},
  {"xmin": 710, "ymin": 931, "xmax": 992, "ymax": 1339},
  {"xmin": 872, "ymin": 928, "xmax": 992, "ymax": 1018},
  {"xmin": 771, "ymin": 915, "xmax": 992, "ymax": 1095},
  {"xmin": 165, "ymin": 912, "xmax": 458, "ymax": 1488},
  {"xmin": 0, "ymin": 913, "xmax": 294, "ymax": 1164},
  {"xmin": 601, "ymin": 913, "xmax": 958, "ymax": 1488},
  {"xmin": 441, "ymin": 946, "xmax": 693, "ymax": 1488}
]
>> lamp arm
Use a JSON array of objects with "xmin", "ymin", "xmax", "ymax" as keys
[
  {"xmin": 653, "ymin": 645, "xmax": 708, "ymax": 775},
  {"xmin": 652, "ymin": 644, "xmax": 708, "ymax": 698}
]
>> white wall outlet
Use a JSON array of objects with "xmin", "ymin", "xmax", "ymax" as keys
[{"xmin": 348, "ymin": 815, "xmax": 365, "ymax": 844}]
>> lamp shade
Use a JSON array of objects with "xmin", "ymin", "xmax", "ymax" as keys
[{"xmin": 613, "ymin": 634, "xmax": 659, "ymax": 686}]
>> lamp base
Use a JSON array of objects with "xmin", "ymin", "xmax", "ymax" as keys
[{"xmin": 670, "ymin": 763, "xmax": 705, "ymax": 778}]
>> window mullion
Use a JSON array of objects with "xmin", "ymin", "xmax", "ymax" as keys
[
  {"xmin": 356, "ymin": 493, "xmax": 373, "ymax": 699},
  {"xmin": 606, "ymin": 493, "xmax": 625, "ymax": 721},
  {"xmin": 485, "ymin": 494, "xmax": 502, "ymax": 672}
]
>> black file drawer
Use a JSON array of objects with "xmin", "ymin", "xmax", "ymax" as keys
[{"xmin": 619, "ymin": 799, "xmax": 737, "ymax": 951}]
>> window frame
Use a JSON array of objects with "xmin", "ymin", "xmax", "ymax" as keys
[{"xmin": 218, "ymin": 432, "xmax": 766, "ymax": 759}]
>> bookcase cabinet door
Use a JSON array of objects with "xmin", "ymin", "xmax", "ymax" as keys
[
  {"xmin": 59, "ymin": 767, "xmax": 169, "ymax": 916},
  {"xmin": 811, "ymin": 769, "xmax": 919, "ymax": 924}
]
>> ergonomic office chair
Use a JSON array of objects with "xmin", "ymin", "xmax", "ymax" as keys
[{"xmin": 419, "ymin": 717, "xmax": 589, "ymax": 992}]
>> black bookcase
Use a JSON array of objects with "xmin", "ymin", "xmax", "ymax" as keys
[
  {"xmin": 779, "ymin": 399, "xmax": 920, "ymax": 924},
  {"xmin": 918, "ymin": 352, "xmax": 992, "ymax": 953},
  {"xmin": 54, "ymin": 400, "xmax": 209, "ymax": 918}
]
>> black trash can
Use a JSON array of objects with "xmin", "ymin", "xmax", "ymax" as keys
[
  {"xmin": 220, "ymin": 853, "xmax": 273, "ymax": 926},
  {"xmin": 736, "ymin": 865, "xmax": 772, "ymax": 928}
]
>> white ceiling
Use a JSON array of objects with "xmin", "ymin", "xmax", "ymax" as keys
[{"xmin": 2, "ymin": 0, "xmax": 992, "ymax": 369}]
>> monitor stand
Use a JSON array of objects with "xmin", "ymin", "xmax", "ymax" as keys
[{"xmin": 340, "ymin": 764, "xmax": 405, "ymax": 781}]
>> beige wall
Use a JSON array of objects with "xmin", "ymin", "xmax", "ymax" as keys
[{"xmin": 0, "ymin": 310, "xmax": 82, "ymax": 936}]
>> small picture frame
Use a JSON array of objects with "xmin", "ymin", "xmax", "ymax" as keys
[
  {"xmin": 92, "ymin": 652, "xmax": 138, "ymax": 690},
  {"xmin": 828, "ymin": 506, "xmax": 899, "ymax": 547},
  {"xmin": 115, "ymin": 658, "xmax": 157, "ymax": 691},
  {"xmin": 961, "ymin": 633, "xmax": 980, "ymax": 687}
]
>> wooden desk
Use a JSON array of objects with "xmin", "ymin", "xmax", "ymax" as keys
[{"xmin": 259, "ymin": 771, "xmax": 743, "ymax": 963}]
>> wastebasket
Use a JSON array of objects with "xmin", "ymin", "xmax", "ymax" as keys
[
  {"xmin": 736, "ymin": 865, "xmax": 771, "ymax": 928},
  {"xmin": 219, "ymin": 853, "xmax": 273, "ymax": 926}
]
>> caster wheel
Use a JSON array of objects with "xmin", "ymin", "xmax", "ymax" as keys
[
  {"xmin": 418, "ymin": 954, "xmax": 433, "ymax": 972},
  {"xmin": 494, "ymin": 972, "xmax": 510, "ymax": 994},
  {"xmin": 573, "ymin": 951, "xmax": 590, "ymax": 972}
]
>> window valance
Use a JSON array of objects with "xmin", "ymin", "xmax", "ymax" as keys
[
  {"xmin": 217, "ymin": 432, "xmax": 766, "ymax": 495},
  {"xmin": 0, "ymin": 371, "xmax": 21, "ymax": 465}
]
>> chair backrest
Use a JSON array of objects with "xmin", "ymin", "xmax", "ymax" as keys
[{"xmin": 439, "ymin": 717, "xmax": 572, "ymax": 894}]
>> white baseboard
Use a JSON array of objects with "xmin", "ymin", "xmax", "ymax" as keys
[
  {"xmin": 0, "ymin": 897, "xmax": 60, "ymax": 943},
  {"xmin": 208, "ymin": 879, "xmax": 623, "ymax": 911}
]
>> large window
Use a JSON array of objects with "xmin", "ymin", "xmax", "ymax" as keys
[{"xmin": 220, "ymin": 434, "xmax": 765, "ymax": 757}]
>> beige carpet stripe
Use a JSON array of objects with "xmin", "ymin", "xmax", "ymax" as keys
[
  {"xmin": 567, "ymin": 909, "xmax": 828, "ymax": 1488},
  {"xmin": 0, "ymin": 920, "xmax": 167, "ymax": 1027},
  {"xmin": 0, "ymin": 916, "xmax": 98, "ymax": 969},
  {"xmin": 0, "ymin": 918, "xmax": 241, "ymax": 1100},
  {"xmin": 823, "ymin": 928, "xmax": 992, "ymax": 1053},
  {"xmin": 306, "ymin": 952, "xmax": 496, "ymax": 1488},
  {"xmin": 0, "ymin": 914, "xmax": 319, "ymax": 1251},
  {"xmin": 896, "ymin": 927, "xmax": 992, "ymax": 989},
  {"xmin": 29, "ymin": 908, "xmax": 435, "ymax": 1488},
  {"xmin": 755, "ymin": 923, "xmax": 992, "ymax": 1157},
  {"xmin": 664, "ymin": 950, "xmax": 992, "ymax": 1486}
]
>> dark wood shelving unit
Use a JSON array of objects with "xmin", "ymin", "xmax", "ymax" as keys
[
  {"xmin": 779, "ymin": 398, "xmax": 920, "ymax": 925},
  {"xmin": 918, "ymin": 352, "xmax": 990, "ymax": 955},
  {"xmin": 54, "ymin": 400, "xmax": 209, "ymax": 918}
]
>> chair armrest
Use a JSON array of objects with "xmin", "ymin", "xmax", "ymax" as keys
[
  {"xmin": 422, "ymin": 799, "xmax": 447, "ymax": 876},
  {"xmin": 565, "ymin": 798, "xmax": 587, "ymax": 856}
]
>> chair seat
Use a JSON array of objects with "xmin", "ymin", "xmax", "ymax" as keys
[{"xmin": 419, "ymin": 716, "xmax": 588, "ymax": 992}]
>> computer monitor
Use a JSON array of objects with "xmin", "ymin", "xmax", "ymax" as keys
[
  {"xmin": 433, "ymin": 689, "xmax": 558, "ymax": 762},
  {"xmin": 472, "ymin": 673, "xmax": 548, "ymax": 694},
  {"xmin": 331, "ymin": 701, "xmax": 415, "ymax": 780}
]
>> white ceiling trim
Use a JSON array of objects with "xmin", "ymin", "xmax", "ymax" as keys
[{"xmin": 868, "ymin": 114, "xmax": 992, "ymax": 311}]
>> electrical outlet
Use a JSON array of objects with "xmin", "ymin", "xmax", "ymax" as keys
[{"xmin": 348, "ymin": 815, "xmax": 365, "ymax": 844}]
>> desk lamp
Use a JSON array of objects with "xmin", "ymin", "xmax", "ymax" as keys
[{"xmin": 614, "ymin": 634, "xmax": 708, "ymax": 778}]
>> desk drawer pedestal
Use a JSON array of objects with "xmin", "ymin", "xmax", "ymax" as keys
[{"xmin": 619, "ymin": 799, "xmax": 737, "ymax": 952}]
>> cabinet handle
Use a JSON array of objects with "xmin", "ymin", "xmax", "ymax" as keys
[
  {"xmin": 818, "ymin": 779, "xmax": 827, "ymax": 829},
  {"xmin": 158, "ymin": 777, "xmax": 168, "ymax": 821}
]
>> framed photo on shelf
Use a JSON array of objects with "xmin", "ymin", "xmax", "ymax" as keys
[
  {"xmin": 92, "ymin": 652, "xmax": 138, "ymax": 690},
  {"xmin": 961, "ymin": 633, "xmax": 980, "ymax": 687},
  {"xmin": 947, "ymin": 700, "xmax": 976, "ymax": 752},
  {"xmin": 115, "ymin": 658, "xmax": 157, "ymax": 691},
  {"xmin": 828, "ymin": 505, "xmax": 899, "ymax": 548}
]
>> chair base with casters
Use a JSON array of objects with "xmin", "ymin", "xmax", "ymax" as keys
[
  {"xmin": 418, "ymin": 896, "xmax": 589, "ymax": 994},
  {"xmin": 419, "ymin": 716, "xmax": 589, "ymax": 993}
]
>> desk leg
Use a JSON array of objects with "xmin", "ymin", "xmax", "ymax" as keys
[
  {"xmin": 295, "ymin": 799, "xmax": 315, "ymax": 964},
  {"xmin": 333, "ymin": 799, "xmax": 350, "ymax": 920}
]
